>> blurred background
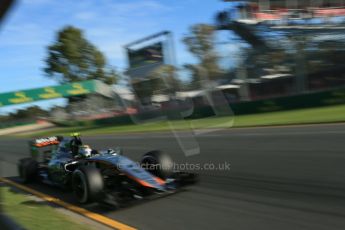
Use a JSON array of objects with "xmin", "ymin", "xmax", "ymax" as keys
[
  {"xmin": 0, "ymin": 0, "xmax": 344, "ymax": 130},
  {"xmin": 1, "ymin": 0, "xmax": 345, "ymax": 229}
]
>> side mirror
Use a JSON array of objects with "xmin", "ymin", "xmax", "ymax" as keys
[
  {"xmin": 107, "ymin": 147, "xmax": 123, "ymax": 155},
  {"xmin": 114, "ymin": 147, "xmax": 123, "ymax": 155}
]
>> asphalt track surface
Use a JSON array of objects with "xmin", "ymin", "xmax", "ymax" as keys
[{"xmin": 1, "ymin": 124, "xmax": 345, "ymax": 230}]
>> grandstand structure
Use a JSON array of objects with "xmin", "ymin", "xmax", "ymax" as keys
[
  {"xmin": 219, "ymin": 0, "xmax": 345, "ymax": 34},
  {"xmin": 214, "ymin": 0, "xmax": 345, "ymax": 101}
]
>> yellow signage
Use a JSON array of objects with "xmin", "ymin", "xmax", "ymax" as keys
[
  {"xmin": 67, "ymin": 83, "xmax": 90, "ymax": 95},
  {"xmin": 39, "ymin": 87, "xmax": 62, "ymax": 99},
  {"xmin": 0, "ymin": 80, "xmax": 96, "ymax": 106},
  {"xmin": 9, "ymin": 92, "xmax": 33, "ymax": 104}
]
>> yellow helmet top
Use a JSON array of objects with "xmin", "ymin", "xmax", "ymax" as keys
[{"xmin": 70, "ymin": 132, "xmax": 80, "ymax": 137}]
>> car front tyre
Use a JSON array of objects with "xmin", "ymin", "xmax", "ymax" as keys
[
  {"xmin": 141, "ymin": 150, "xmax": 174, "ymax": 179},
  {"xmin": 72, "ymin": 166, "xmax": 104, "ymax": 204}
]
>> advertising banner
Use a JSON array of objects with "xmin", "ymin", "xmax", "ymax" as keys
[
  {"xmin": 0, "ymin": 80, "xmax": 97, "ymax": 107},
  {"xmin": 127, "ymin": 42, "xmax": 164, "ymax": 69}
]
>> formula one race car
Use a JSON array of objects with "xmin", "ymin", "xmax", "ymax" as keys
[{"xmin": 17, "ymin": 134, "xmax": 197, "ymax": 205}]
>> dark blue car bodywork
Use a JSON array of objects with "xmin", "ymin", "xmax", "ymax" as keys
[{"xmin": 27, "ymin": 136, "xmax": 196, "ymax": 204}]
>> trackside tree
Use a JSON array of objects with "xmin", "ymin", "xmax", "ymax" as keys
[
  {"xmin": 44, "ymin": 25, "xmax": 119, "ymax": 85},
  {"xmin": 183, "ymin": 24, "xmax": 224, "ymax": 90}
]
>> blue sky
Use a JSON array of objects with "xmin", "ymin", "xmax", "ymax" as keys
[{"xmin": 0, "ymin": 0, "xmax": 231, "ymax": 113}]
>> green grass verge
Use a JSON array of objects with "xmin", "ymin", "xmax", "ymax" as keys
[
  {"xmin": 22, "ymin": 104, "xmax": 345, "ymax": 137},
  {"xmin": 1, "ymin": 186, "xmax": 93, "ymax": 230}
]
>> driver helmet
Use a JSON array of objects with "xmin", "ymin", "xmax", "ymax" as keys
[{"xmin": 78, "ymin": 145, "xmax": 92, "ymax": 158}]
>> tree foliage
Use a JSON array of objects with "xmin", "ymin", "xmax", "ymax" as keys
[
  {"xmin": 183, "ymin": 24, "xmax": 223, "ymax": 83},
  {"xmin": 151, "ymin": 65, "xmax": 181, "ymax": 92},
  {"xmin": 183, "ymin": 64, "xmax": 202, "ymax": 90},
  {"xmin": 44, "ymin": 25, "xmax": 118, "ymax": 85}
]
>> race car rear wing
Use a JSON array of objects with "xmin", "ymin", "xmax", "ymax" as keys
[
  {"xmin": 30, "ymin": 136, "xmax": 62, "ymax": 147},
  {"xmin": 29, "ymin": 136, "xmax": 63, "ymax": 158}
]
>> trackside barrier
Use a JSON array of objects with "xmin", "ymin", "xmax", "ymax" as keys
[{"xmin": 55, "ymin": 87, "xmax": 345, "ymax": 126}]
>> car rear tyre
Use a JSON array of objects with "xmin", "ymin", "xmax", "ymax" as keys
[
  {"xmin": 141, "ymin": 150, "xmax": 173, "ymax": 179},
  {"xmin": 72, "ymin": 166, "xmax": 104, "ymax": 204},
  {"xmin": 18, "ymin": 158, "xmax": 38, "ymax": 183}
]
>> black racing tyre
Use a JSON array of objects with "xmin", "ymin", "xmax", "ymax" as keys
[
  {"xmin": 141, "ymin": 150, "xmax": 174, "ymax": 179},
  {"xmin": 17, "ymin": 158, "xmax": 38, "ymax": 183},
  {"xmin": 72, "ymin": 166, "xmax": 104, "ymax": 204}
]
